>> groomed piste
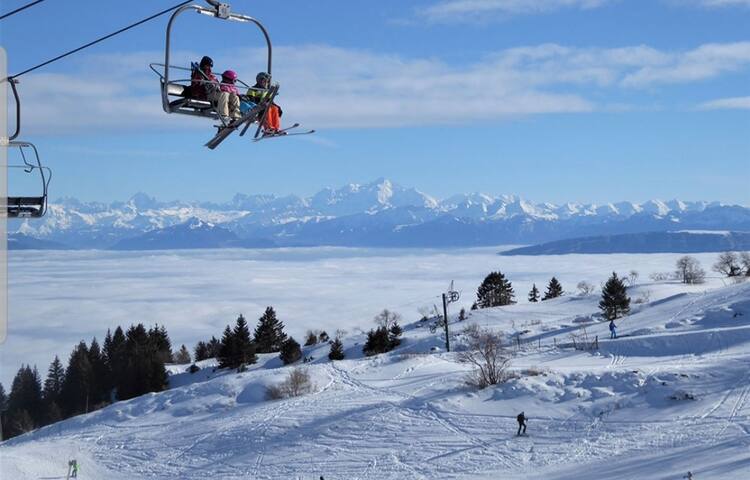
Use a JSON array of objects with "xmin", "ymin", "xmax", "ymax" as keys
[{"xmin": 3, "ymin": 280, "xmax": 750, "ymax": 479}]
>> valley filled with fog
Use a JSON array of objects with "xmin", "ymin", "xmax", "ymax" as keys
[{"xmin": 3, "ymin": 247, "xmax": 723, "ymax": 387}]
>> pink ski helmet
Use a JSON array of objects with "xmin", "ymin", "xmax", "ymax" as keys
[{"xmin": 222, "ymin": 70, "xmax": 238, "ymax": 82}]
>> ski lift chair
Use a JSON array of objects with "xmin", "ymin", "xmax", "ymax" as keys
[
  {"xmin": 2, "ymin": 79, "xmax": 51, "ymax": 218},
  {"xmin": 150, "ymin": 1, "xmax": 272, "ymax": 121},
  {"xmin": 3, "ymin": 141, "xmax": 51, "ymax": 218}
]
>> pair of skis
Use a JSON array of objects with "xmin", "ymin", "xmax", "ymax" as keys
[
  {"xmin": 204, "ymin": 85, "xmax": 313, "ymax": 149},
  {"xmin": 253, "ymin": 123, "xmax": 315, "ymax": 142}
]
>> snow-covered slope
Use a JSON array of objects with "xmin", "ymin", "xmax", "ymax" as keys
[
  {"xmin": 10, "ymin": 179, "xmax": 750, "ymax": 249},
  {"xmin": 3, "ymin": 281, "xmax": 750, "ymax": 479}
]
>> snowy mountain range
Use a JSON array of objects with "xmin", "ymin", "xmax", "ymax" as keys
[{"xmin": 9, "ymin": 178, "xmax": 750, "ymax": 250}]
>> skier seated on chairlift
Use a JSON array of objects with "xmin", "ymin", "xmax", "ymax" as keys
[
  {"xmin": 609, "ymin": 320, "xmax": 617, "ymax": 339},
  {"xmin": 242, "ymin": 71, "xmax": 285, "ymax": 135},
  {"xmin": 190, "ymin": 56, "xmax": 241, "ymax": 121}
]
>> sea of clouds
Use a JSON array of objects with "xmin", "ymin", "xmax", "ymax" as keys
[{"xmin": 1, "ymin": 247, "xmax": 724, "ymax": 386}]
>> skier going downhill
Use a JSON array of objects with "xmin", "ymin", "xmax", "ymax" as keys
[{"xmin": 517, "ymin": 412, "xmax": 527, "ymax": 436}]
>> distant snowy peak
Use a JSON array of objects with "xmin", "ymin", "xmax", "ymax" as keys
[
  {"xmin": 310, "ymin": 178, "xmax": 437, "ymax": 215},
  {"xmin": 127, "ymin": 192, "xmax": 160, "ymax": 210},
  {"xmin": 640, "ymin": 200, "xmax": 671, "ymax": 217}
]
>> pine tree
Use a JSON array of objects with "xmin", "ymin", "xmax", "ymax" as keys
[
  {"xmin": 7, "ymin": 365, "xmax": 43, "ymax": 436},
  {"xmin": 42, "ymin": 356, "xmax": 65, "ymax": 424},
  {"xmin": 42, "ymin": 356, "xmax": 65, "ymax": 405},
  {"xmin": 45, "ymin": 401, "xmax": 63, "ymax": 425},
  {"xmin": 149, "ymin": 324, "xmax": 173, "ymax": 364},
  {"xmin": 233, "ymin": 314, "xmax": 257, "ymax": 366},
  {"xmin": 542, "ymin": 277, "xmax": 564, "ymax": 301},
  {"xmin": 304, "ymin": 330, "xmax": 319, "ymax": 346},
  {"xmin": 194, "ymin": 341, "xmax": 210, "ymax": 362},
  {"xmin": 328, "ymin": 338, "xmax": 345, "ymax": 361},
  {"xmin": 363, "ymin": 327, "xmax": 393, "ymax": 356},
  {"xmin": 0, "ymin": 382, "xmax": 7, "ymax": 413},
  {"xmin": 117, "ymin": 324, "xmax": 168, "ymax": 400},
  {"xmin": 528, "ymin": 284, "xmax": 540, "ymax": 302},
  {"xmin": 174, "ymin": 345, "xmax": 191, "ymax": 364},
  {"xmin": 11, "ymin": 410, "xmax": 34, "ymax": 436},
  {"xmin": 218, "ymin": 325, "xmax": 236, "ymax": 369},
  {"xmin": 599, "ymin": 272, "xmax": 631, "ymax": 320},
  {"xmin": 0, "ymin": 382, "xmax": 7, "ymax": 438},
  {"xmin": 104, "ymin": 327, "xmax": 127, "ymax": 398},
  {"xmin": 88, "ymin": 338, "xmax": 109, "ymax": 407},
  {"xmin": 279, "ymin": 337, "xmax": 302, "ymax": 365},
  {"xmin": 389, "ymin": 322, "xmax": 403, "ymax": 348},
  {"xmin": 207, "ymin": 336, "xmax": 221, "ymax": 358},
  {"xmin": 254, "ymin": 307, "xmax": 287, "ymax": 353},
  {"xmin": 476, "ymin": 271, "xmax": 516, "ymax": 308},
  {"xmin": 60, "ymin": 342, "xmax": 93, "ymax": 416}
]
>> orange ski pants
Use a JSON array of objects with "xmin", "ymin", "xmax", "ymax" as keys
[{"xmin": 263, "ymin": 105, "xmax": 281, "ymax": 131}]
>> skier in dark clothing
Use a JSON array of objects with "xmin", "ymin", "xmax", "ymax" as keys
[
  {"xmin": 517, "ymin": 411, "xmax": 527, "ymax": 436},
  {"xmin": 609, "ymin": 320, "xmax": 617, "ymax": 339}
]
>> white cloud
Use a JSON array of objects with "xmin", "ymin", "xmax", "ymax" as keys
[
  {"xmin": 698, "ymin": 96, "xmax": 750, "ymax": 110},
  {"xmin": 418, "ymin": 0, "xmax": 614, "ymax": 22},
  {"xmin": 685, "ymin": 0, "xmax": 750, "ymax": 7},
  {"xmin": 416, "ymin": 0, "xmax": 750, "ymax": 23},
  {"xmin": 12, "ymin": 42, "xmax": 750, "ymax": 134},
  {"xmin": 622, "ymin": 42, "xmax": 750, "ymax": 87}
]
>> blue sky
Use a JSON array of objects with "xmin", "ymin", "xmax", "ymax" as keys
[{"xmin": 1, "ymin": 0, "xmax": 749, "ymax": 204}]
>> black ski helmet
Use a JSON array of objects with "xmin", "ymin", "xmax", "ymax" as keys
[
  {"xmin": 256, "ymin": 71, "xmax": 271, "ymax": 83},
  {"xmin": 200, "ymin": 56, "xmax": 214, "ymax": 69}
]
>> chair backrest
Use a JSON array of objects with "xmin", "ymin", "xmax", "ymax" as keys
[{"xmin": 166, "ymin": 83, "xmax": 188, "ymax": 97}]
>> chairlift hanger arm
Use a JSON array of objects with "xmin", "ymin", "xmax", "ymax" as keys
[
  {"xmin": 162, "ymin": 2, "xmax": 273, "ymax": 111},
  {"xmin": 7, "ymin": 77, "xmax": 20, "ymax": 141}
]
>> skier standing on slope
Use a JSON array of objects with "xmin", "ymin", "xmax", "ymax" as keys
[
  {"xmin": 67, "ymin": 459, "xmax": 79, "ymax": 478},
  {"xmin": 517, "ymin": 412, "xmax": 527, "ymax": 436},
  {"xmin": 609, "ymin": 320, "xmax": 617, "ymax": 339}
]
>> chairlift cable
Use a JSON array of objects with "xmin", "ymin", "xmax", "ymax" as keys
[
  {"xmin": 0, "ymin": 0, "xmax": 46, "ymax": 21},
  {"xmin": 6, "ymin": 0, "xmax": 194, "ymax": 80}
]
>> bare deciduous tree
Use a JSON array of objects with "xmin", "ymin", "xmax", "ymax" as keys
[
  {"xmin": 741, "ymin": 252, "xmax": 750, "ymax": 276},
  {"xmin": 675, "ymin": 256, "xmax": 706, "ymax": 284},
  {"xmin": 174, "ymin": 345, "xmax": 191, "ymax": 364},
  {"xmin": 374, "ymin": 309, "xmax": 402, "ymax": 330},
  {"xmin": 714, "ymin": 252, "xmax": 743, "ymax": 277},
  {"xmin": 649, "ymin": 272, "xmax": 673, "ymax": 282},
  {"xmin": 458, "ymin": 325, "xmax": 510, "ymax": 389},
  {"xmin": 633, "ymin": 289, "xmax": 652, "ymax": 305},
  {"xmin": 265, "ymin": 367, "xmax": 314, "ymax": 400},
  {"xmin": 576, "ymin": 281, "xmax": 596, "ymax": 295},
  {"xmin": 628, "ymin": 270, "xmax": 639, "ymax": 286}
]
